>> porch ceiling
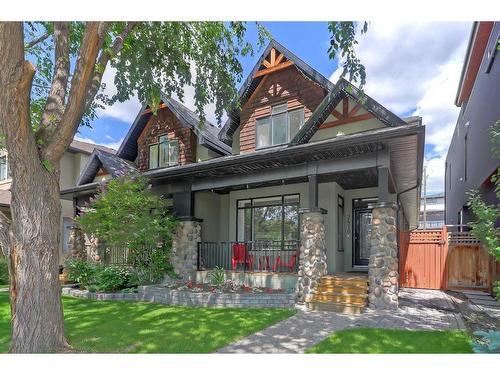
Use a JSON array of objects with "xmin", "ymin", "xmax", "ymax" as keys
[{"xmin": 205, "ymin": 167, "xmax": 379, "ymax": 194}]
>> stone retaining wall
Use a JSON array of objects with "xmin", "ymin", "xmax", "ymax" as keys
[
  {"xmin": 62, "ymin": 287, "xmax": 139, "ymax": 301},
  {"xmin": 62, "ymin": 285, "xmax": 296, "ymax": 309}
]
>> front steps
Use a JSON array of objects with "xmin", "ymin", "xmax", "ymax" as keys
[{"xmin": 306, "ymin": 274, "xmax": 368, "ymax": 314}]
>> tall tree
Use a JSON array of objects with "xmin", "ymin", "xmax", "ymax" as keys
[{"xmin": 0, "ymin": 21, "xmax": 365, "ymax": 353}]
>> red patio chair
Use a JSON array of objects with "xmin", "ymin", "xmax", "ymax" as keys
[
  {"xmin": 231, "ymin": 243, "xmax": 253, "ymax": 271},
  {"xmin": 273, "ymin": 249, "xmax": 299, "ymax": 272}
]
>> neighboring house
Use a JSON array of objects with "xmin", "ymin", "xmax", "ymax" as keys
[
  {"xmin": 418, "ymin": 193, "xmax": 445, "ymax": 229},
  {"xmin": 445, "ymin": 21, "xmax": 500, "ymax": 226},
  {"xmin": 0, "ymin": 139, "xmax": 115, "ymax": 263},
  {"xmin": 62, "ymin": 39, "xmax": 424, "ymax": 284}
]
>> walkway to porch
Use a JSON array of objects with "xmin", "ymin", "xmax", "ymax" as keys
[{"xmin": 218, "ymin": 288, "xmax": 465, "ymax": 353}]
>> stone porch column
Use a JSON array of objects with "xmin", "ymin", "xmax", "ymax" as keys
[
  {"xmin": 368, "ymin": 203, "xmax": 399, "ymax": 309},
  {"xmin": 68, "ymin": 225, "xmax": 86, "ymax": 260},
  {"xmin": 171, "ymin": 219, "xmax": 202, "ymax": 279},
  {"xmin": 297, "ymin": 208, "xmax": 328, "ymax": 303}
]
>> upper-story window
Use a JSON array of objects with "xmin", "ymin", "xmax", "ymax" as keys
[
  {"xmin": 0, "ymin": 154, "xmax": 10, "ymax": 182},
  {"xmin": 255, "ymin": 104, "xmax": 304, "ymax": 149},
  {"xmin": 149, "ymin": 136, "xmax": 179, "ymax": 169}
]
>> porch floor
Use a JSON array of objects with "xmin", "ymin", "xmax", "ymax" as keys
[{"xmin": 218, "ymin": 288, "xmax": 466, "ymax": 354}]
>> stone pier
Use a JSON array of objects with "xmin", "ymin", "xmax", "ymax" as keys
[
  {"xmin": 368, "ymin": 203, "xmax": 399, "ymax": 309},
  {"xmin": 170, "ymin": 220, "xmax": 202, "ymax": 279},
  {"xmin": 297, "ymin": 208, "xmax": 328, "ymax": 303}
]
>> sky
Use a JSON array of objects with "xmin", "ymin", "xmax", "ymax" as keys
[{"xmin": 75, "ymin": 21, "xmax": 472, "ymax": 194}]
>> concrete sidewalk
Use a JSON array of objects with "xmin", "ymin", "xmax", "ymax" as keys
[{"xmin": 219, "ymin": 288, "xmax": 465, "ymax": 354}]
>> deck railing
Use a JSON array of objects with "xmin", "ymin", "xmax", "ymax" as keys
[{"xmin": 197, "ymin": 240, "xmax": 300, "ymax": 273}]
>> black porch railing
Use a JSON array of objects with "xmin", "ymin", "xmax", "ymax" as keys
[{"xmin": 197, "ymin": 240, "xmax": 300, "ymax": 273}]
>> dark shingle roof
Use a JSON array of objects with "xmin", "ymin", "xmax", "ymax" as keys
[
  {"xmin": 218, "ymin": 39, "xmax": 335, "ymax": 145},
  {"xmin": 117, "ymin": 97, "xmax": 231, "ymax": 162},
  {"xmin": 77, "ymin": 149, "xmax": 138, "ymax": 186},
  {"xmin": 69, "ymin": 139, "xmax": 116, "ymax": 155},
  {"xmin": 289, "ymin": 78, "xmax": 408, "ymax": 146}
]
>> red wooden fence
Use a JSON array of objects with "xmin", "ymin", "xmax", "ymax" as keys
[{"xmin": 399, "ymin": 226, "xmax": 497, "ymax": 291}]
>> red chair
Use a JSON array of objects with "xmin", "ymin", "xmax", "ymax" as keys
[
  {"xmin": 273, "ymin": 250, "xmax": 299, "ymax": 272},
  {"xmin": 231, "ymin": 243, "xmax": 253, "ymax": 271}
]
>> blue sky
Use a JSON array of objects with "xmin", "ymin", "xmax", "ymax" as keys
[{"xmin": 76, "ymin": 21, "xmax": 472, "ymax": 193}]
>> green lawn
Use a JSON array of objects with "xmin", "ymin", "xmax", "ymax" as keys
[
  {"xmin": 306, "ymin": 328, "xmax": 473, "ymax": 353},
  {"xmin": 0, "ymin": 292, "xmax": 295, "ymax": 353},
  {"xmin": 0, "ymin": 285, "xmax": 8, "ymax": 289}
]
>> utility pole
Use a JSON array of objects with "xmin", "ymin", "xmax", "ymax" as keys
[{"xmin": 423, "ymin": 165, "xmax": 427, "ymax": 229}]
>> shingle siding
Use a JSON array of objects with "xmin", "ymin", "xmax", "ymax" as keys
[
  {"xmin": 136, "ymin": 108, "xmax": 197, "ymax": 171},
  {"xmin": 238, "ymin": 66, "xmax": 326, "ymax": 153}
]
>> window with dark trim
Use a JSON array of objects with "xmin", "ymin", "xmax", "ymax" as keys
[
  {"xmin": 236, "ymin": 194, "xmax": 300, "ymax": 243},
  {"xmin": 149, "ymin": 135, "xmax": 179, "ymax": 169},
  {"xmin": 255, "ymin": 104, "xmax": 304, "ymax": 149},
  {"xmin": 337, "ymin": 195, "xmax": 344, "ymax": 252}
]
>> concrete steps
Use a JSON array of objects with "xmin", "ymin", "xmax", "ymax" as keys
[{"xmin": 306, "ymin": 274, "xmax": 368, "ymax": 314}]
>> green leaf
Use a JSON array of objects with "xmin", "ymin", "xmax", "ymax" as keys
[{"xmin": 42, "ymin": 159, "xmax": 54, "ymax": 173}]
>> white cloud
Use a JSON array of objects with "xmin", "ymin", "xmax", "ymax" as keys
[
  {"xmin": 97, "ymin": 65, "xmax": 226, "ymax": 127},
  {"xmin": 330, "ymin": 21, "xmax": 470, "ymax": 193},
  {"xmin": 96, "ymin": 67, "xmax": 142, "ymax": 123}
]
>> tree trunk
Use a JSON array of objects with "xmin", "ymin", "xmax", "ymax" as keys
[
  {"xmin": 0, "ymin": 22, "xmax": 67, "ymax": 353},
  {"xmin": 9, "ymin": 166, "xmax": 67, "ymax": 353}
]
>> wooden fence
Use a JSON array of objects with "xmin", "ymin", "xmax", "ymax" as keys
[{"xmin": 399, "ymin": 226, "xmax": 498, "ymax": 291}]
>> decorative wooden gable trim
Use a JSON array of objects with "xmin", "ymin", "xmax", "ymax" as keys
[
  {"xmin": 254, "ymin": 48, "xmax": 294, "ymax": 78},
  {"xmin": 320, "ymin": 97, "xmax": 375, "ymax": 129},
  {"xmin": 96, "ymin": 167, "xmax": 108, "ymax": 177}
]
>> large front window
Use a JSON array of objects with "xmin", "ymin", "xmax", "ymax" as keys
[
  {"xmin": 255, "ymin": 104, "xmax": 304, "ymax": 148},
  {"xmin": 149, "ymin": 136, "xmax": 179, "ymax": 169},
  {"xmin": 237, "ymin": 194, "xmax": 300, "ymax": 243}
]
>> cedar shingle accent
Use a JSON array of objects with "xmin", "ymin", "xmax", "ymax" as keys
[
  {"xmin": 136, "ymin": 108, "xmax": 197, "ymax": 171},
  {"xmin": 239, "ymin": 66, "xmax": 326, "ymax": 153}
]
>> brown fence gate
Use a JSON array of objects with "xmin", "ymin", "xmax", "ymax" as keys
[{"xmin": 399, "ymin": 226, "xmax": 498, "ymax": 291}]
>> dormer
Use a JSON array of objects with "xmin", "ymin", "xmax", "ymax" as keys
[{"xmin": 117, "ymin": 96, "xmax": 231, "ymax": 172}]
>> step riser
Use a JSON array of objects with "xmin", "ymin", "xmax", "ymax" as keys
[
  {"xmin": 307, "ymin": 275, "xmax": 368, "ymax": 314},
  {"xmin": 315, "ymin": 287, "xmax": 368, "ymax": 294},
  {"xmin": 310, "ymin": 296, "xmax": 366, "ymax": 304}
]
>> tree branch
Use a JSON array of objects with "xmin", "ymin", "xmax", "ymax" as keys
[
  {"xmin": 37, "ymin": 22, "xmax": 70, "ymax": 142},
  {"xmin": 42, "ymin": 22, "xmax": 108, "ymax": 164},
  {"xmin": 85, "ymin": 22, "xmax": 138, "ymax": 108},
  {"xmin": 24, "ymin": 31, "xmax": 50, "ymax": 49}
]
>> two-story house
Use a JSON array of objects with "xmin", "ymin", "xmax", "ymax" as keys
[
  {"xmin": 0, "ymin": 139, "xmax": 115, "ymax": 264},
  {"xmin": 62, "ymin": 40, "xmax": 424, "ymax": 310},
  {"xmin": 445, "ymin": 21, "xmax": 500, "ymax": 226}
]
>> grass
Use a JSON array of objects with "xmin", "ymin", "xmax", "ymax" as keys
[
  {"xmin": 306, "ymin": 328, "xmax": 473, "ymax": 353},
  {"xmin": 0, "ymin": 292, "xmax": 295, "ymax": 353},
  {"xmin": 0, "ymin": 285, "xmax": 8, "ymax": 289}
]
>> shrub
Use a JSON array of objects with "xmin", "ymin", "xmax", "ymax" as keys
[
  {"xmin": 209, "ymin": 266, "xmax": 225, "ymax": 286},
  {"xmin": 0, "ymin": 257, "xmax": 8, "ymax": 285},
  {"xmin": 66, "ymin": 259, "xmax": 99, "ymax": 288},
  {"xmin": 95, "ymin": 266, "xmax": 131, "ymax": 292},
  {"xmin": 128, "ymin": 245, "xmax": 175, "ymax": 285},
  {"xmin": 473, "ymin": 330, "xmax": 500, "ymax": 353}
]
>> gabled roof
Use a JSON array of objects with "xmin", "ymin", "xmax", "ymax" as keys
[
  {"xmin": 77, "ymin": 149, "xmax": 138, "ymax": 186},
  {"xmin": 289, "ymin": 78, "xmax": 408, "ymax": 145},
  {"xmin": 69, "ymin": 139, "xmax": 116, "ymax": 155},
  {"xmin": 218, "ymin": 39, "xmax": 335, "ymax": 145},
  {"xmin": 117, "ymin": 96, "xmax": 231, "ymax": 162}
]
